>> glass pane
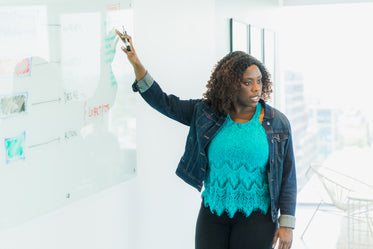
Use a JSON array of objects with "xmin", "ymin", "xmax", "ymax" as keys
[{"xmin": 0, "ymin": 3, "xmax": 136, "ymax": 230}]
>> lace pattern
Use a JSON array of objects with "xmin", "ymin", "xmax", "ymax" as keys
[{"xmin": 202, "ymin": 104, "xmax": 270, "ymax": 218}]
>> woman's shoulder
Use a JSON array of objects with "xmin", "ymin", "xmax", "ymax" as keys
[
  {"xmin": 193, "ymin": 100, "xmax": 226, "ymax": 121},
  {"xmin": 193, "ymin": 99, "xmax": 212, "ymax": 111},
  {"xmin": 263, "ymin": 102, "xmax": 291, "ymax": 128}
]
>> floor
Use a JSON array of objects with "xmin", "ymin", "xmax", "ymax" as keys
[{"xmin": 293, "ymin": 203, "xmax": 345, "ymax": 249}]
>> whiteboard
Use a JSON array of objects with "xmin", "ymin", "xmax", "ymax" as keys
[{"xmin": 0, "ymin": 0, "xmax": 136, "ymax": 230}]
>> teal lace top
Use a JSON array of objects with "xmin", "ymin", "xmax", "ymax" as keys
[{"xmin": 201, "ymin": 103, "xmax": 270, "ymax": 218}]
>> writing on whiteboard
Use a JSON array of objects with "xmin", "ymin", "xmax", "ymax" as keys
[
  {"xmin": 88, "ymin": 104, "xmax": 110, "ymax": 118},
  {"xmin": 63, "ymin": 90, "xmax": 81, "ymax": 103},
  {"xmin": 107, "ymin": 3, "xmax": 120, "ymax": 11},
  {"xmin": 0, "ymin": 58, "xmax": 31, "ymax": 77},
  {"xmin": 64, "ymin": 130, "xmax": 78, "ymax": 141}
]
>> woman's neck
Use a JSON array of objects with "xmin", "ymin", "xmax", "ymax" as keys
[{"xmin": 229, "ymin": 107, "xmax": 256, "ymax": 123}]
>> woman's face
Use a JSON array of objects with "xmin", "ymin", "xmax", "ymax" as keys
[{"xmin": 235, "ymin": 64, "xmax": 263, "ymax": 109}]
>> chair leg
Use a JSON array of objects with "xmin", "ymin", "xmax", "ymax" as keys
[{"xmin": 301, "ymin": 201, "xmax": 323, "ymax": 240}]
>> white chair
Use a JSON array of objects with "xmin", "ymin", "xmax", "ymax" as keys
[
  {"xmin": 301, "ymin": 164, "xmax": 373, "ymax": 243},
  {"xmin": 347, "ymin": 193, "xmax": 373, "ymax": 249}
]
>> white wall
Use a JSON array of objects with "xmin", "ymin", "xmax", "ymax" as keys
[
  {"xmin": 126, "ymin": 1, "xmax": 216, "ymax": 248},
  {"xmin": 215, "ymin": 0, "xmax": 280, "ymax": 58},
  {"xmin": 283, "ymin": 0, "xmax": 373, "ymax": 5},
  {"xmin": 0, "ymin": 0, "xmax": 279, "ymax": 248},
  {"xmin": 214, "ymin": 0, "xmax": 284, "ymax": 109}
]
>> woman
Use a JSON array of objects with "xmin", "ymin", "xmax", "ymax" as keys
[{"xmin": 116, "ymin": 30, "xmax": 296, "ymax": 249}]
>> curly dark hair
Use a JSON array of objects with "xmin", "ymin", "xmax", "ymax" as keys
[{"xmin": 203, "ymin": 51, "xmax": 273, "ymax": 114}]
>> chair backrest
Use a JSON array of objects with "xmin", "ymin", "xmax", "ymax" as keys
[{"xmin": 310, "ymin": 165, "xmax": 373, "ymax": 211}]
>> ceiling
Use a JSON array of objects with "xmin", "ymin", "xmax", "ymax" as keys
[{"xmin": 282, "ymin": 0, "xmax": 373, "ymax": 6}]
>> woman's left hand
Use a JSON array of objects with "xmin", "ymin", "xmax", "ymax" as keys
[{"xmin": 272, "ymin": 227, "xmax": 293, "ymax": 249}]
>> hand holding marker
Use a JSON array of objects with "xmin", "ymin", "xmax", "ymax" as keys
[
  {"xmin": 122, "ymin": 26, "xmax": 131, "ymax": 51},
  {"xmin": 115, "ymin": 27, "xmax": 146, "ymax": 81}
]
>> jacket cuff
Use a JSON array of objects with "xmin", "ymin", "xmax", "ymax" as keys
[
  {"xmin": 136, "ymin": 72, "xmax": 154, "ymax": 93},
  {"xmin": 278, "ymin": 215, "xmax": 296, "ymax": 229}
]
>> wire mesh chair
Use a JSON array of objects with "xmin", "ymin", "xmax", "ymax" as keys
[
  {"xmin": 347, "ymin": 194, "xmax": 373, "ymax": 249},
  {"xmin": 301, "ymin": 164, "xmax": 373, "ymax": 246}
]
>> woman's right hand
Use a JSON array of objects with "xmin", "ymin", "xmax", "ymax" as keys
[{"xmin": 115, "ymin": 29, "xmax": 146, "ymax": 81}]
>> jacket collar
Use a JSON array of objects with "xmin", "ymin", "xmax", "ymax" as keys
[
  {"xmin": 200, "ymin": 102, "xmax": 227, "ymax": 125},
  {"xmin": 260, "ymin": 99, "xmax": 274, "ymax": 120}
]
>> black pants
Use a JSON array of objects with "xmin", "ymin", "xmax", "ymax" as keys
[{"xmin": 195, "ymin": 202, "xmax": 276, "ymax": 249}]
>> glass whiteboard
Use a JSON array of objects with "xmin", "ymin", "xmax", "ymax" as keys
[{"xmin": 0, "ymin": 0, "xmax": 136, "ymax": 230}]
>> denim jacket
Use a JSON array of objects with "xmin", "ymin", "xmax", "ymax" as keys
[{"xmin": 136, "ymin": 73, "xmax": 297, "ymax": 228}]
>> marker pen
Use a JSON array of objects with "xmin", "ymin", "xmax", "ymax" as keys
[{"xmin": 122, "ymin": 26, "xmax": 131, "ymax": 52}]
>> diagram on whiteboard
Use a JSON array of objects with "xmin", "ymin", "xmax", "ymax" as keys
[
  {"xmin": 0, "ymin": 92, "xmax": 28, "ymax": 118},
  {"xmin": 0, "ymin": 3, "xmax": 136, "ymax": 230},
  {"xmin": 4, "ymin": 131, "xmax": 26, "ymax": 164}
]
